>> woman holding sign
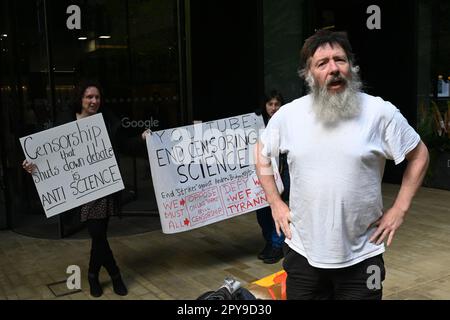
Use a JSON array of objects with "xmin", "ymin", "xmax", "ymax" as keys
[
  {"xmin": 255, "ymin": 90, "xmax": 290, "ymax": 264},
  {"xmin": 23, "ymin": 80, "xmax": 127, "ymax": 298}
]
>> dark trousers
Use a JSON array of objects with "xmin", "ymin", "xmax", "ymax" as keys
[
  {"xmin": 256, "ymin": 206, "xmax": 285, "ymax": 248},
  {"xmin": 86, "ymin": 218, "xmax": 119, "ymax": 276},
  {"xmin": 282, "ymin": 245, "xmax": 385, "ymax": 300}
]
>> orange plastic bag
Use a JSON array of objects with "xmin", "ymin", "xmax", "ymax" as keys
[{"xmin": 248, "ymin": 270, "xmax": 287, "ymax": 300}]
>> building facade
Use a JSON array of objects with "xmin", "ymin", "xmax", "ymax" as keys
[{"xmin": 0, "ymin": 0, "xmax": 448, "ymax": 237}]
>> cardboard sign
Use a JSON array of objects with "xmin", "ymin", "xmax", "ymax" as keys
[
  {"xmin": 146, "ymin": 113, "xmax": 283, "ymax": 234},
  {"xmin": 20, "ymin": 113, "xmax": 124, "ymax": 218}
]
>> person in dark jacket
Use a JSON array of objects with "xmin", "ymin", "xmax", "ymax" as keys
[
  {"xmin": 23, "ymin": 80, "xmax": 128, "ymax": 298},
  {"xmin": 255, "ymin": 90, "xmax": 290, "ymax": 264}
]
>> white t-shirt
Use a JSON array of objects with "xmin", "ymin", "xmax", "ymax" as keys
[{"xmin": 260, "ymin": 93, "xmax": 421, "ymax": 268}]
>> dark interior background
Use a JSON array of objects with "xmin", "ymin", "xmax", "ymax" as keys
[{"xmin": 190, "ymin": 0, "xmax": 263, "ymax": 121}]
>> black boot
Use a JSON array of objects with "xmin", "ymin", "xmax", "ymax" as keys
[
  {"xmin": 88, "ymin": 273, "xmax": 103, "ymax": 297},
  {"xmin": 263, "ymin": 246, "xmax": 284, "ymax": 264},
  {"xmin": 111, "ymin": 273, "xmax": 128, "ymax": 296},
  {"xmin": 257, "ymin": 243, "xmax": 273, "ymax": 260}
]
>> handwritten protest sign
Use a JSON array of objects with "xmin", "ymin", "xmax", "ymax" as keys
[
  {"xmin": 20, "ymin": 113, "xmax": 124, "ymax": 218},
  {"xmin": 146, "ymin": 113, "xmax": 283, "ymax": 234}
]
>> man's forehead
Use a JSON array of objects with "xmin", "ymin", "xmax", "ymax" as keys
[{"xmin": 311, "ymin": 43, "xmax": 347, "ymax": 60}]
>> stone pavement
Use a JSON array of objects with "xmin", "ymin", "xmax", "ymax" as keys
[{"xmin": 1, "ymin": 184, "xmax": 450, "ymax": 300}]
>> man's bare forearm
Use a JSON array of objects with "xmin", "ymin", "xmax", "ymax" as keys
[
  {"xmin": 393, "ymin": 141, "xmax": 429, "ymax": 213},
  {"xmin": 257, "ymin": 169, "xmax": 284, "ymax": 205},
  {"xmin": 255, "ymin": 142, "xmax": 284, "ymax": 206},
  {"xmin": 255, "ymin": 141, "xmax": 292, "ymax": 238}
]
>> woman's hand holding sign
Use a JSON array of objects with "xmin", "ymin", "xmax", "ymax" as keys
[
  {"xmin": 22, "ymin": 159, "xmax": 36, "ymax": 174},
  {"xmin": 141, "ymin": 129, "xmax": 152, "ymax": 141}
]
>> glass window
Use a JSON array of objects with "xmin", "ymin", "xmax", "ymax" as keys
[
  {"xmin": 263, "ymin": 0, "xmax": 306, "ymax": 102},
  {"xmin": 0, "ymin": 0, "xmax": 183, "ymax": 237},
  {"xmin": 0, "ymin": 0, "xmax": 60, "ymax": 238}
]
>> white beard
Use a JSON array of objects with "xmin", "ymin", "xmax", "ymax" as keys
[{"xmin": 306, "ymin": 67, "xmax": 362, "ymax": 126}]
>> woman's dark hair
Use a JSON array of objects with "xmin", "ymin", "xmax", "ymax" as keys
[
  {"xmin": 260, "ymin": 89, "xmax": 285, "ymax": 124},
  {"xmin": 72, "ymin": 79, "xmax": 104, "ymax": 114},
  {"xmin": 300, "ymin": 30, "xmax": 355, "ymax": 72},
  {"xmin": 264, "ymin": 90, "xmax": 284, "ymax": 106}
]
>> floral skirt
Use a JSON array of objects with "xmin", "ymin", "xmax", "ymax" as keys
[{"xmin": 80, "ymin": 195, "xmax": 115, "ymax": 222}]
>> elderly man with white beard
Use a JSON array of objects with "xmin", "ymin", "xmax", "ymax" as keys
[{"xmin": 256, "ymin": 30, "xmax": 429, "ymax": 300}]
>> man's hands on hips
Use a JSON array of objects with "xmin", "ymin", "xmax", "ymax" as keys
[
  {"xmin": 369, "ymin": 141, "xmax": 429, "ymax": 247},
  {"xmin": 369, "ymin": 206, "xmax": 406, "ymax": 246},
  {"xmin": 271, "ymin": 200, "xmax": 293, "ymax": 240}
]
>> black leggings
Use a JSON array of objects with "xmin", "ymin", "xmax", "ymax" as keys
[{"xmin": 86, "ymin": 218, "xmax": 119, "ymax": 276}]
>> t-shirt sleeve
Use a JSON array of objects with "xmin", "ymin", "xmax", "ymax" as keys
[
  {"xmin": 259, "ymin": 114, "xmax": 282, "ymax": 158},
  {"xmin": 382, "ymin": 108, "xmax": 421, "ymax": 165}
]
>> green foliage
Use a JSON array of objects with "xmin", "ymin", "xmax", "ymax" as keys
[
  {"xmin": 417, "ymin": 108, "xmax": 450, "ymax": 152},
  {"xmin": 417, "ymin": 100, "xmax": 450, "ymax": 183}
]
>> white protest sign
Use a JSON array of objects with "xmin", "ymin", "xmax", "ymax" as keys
[
  {"xmin": 20, "ymin": 113, "xmax": 124, "ymax": 218},
  {"xmin": 146, "ymin": 113, "xmax": 283, "ymax": 234}
]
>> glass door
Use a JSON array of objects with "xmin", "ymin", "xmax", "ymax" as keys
[{"xmin": 0, "ymin": 0, "xmax": 61, "ymax": 238}]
